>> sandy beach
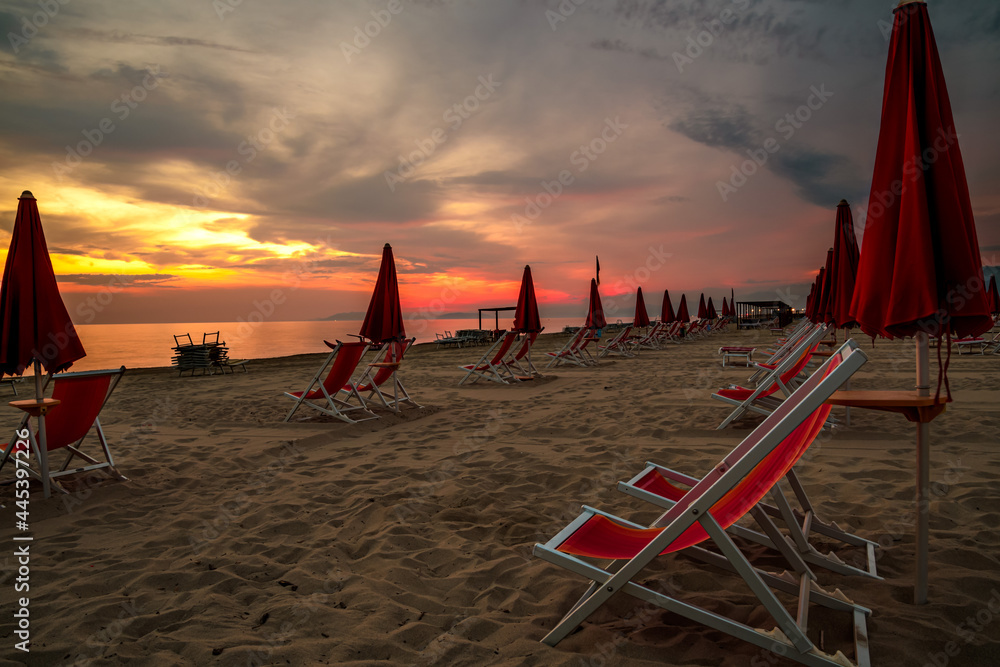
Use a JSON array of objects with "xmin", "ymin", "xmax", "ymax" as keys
[{"xmin": 2, "ymin": 327, "xmax": 1000, "ymax": 666}]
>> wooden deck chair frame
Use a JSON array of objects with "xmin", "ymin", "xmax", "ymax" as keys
[
  {"xmin": 713, "ymin": 324, "xmax": 829, "ymax": 429},
  {"xmin": 597, "ymin": 325, "xmax": 634, "ymax": 358},
  {"xmin": 283, "ymin": 340, "xmax": 377, "ymax": 423},
  {"xmin": 458, "ymin": 331, "xmax": 521, "ymax": 385},
  {"xmin": 353, "ymin": 337, "xmax": 421, "ymax": 413},
  {"xmin": 0, "ymin": 367, "xmax": 127, "ymax": 495},
  {"xmin": 533, "ymin": 343, "xmax": 871, "ymax": 666}
]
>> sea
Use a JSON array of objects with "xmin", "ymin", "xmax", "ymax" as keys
[{"xmin": 55, "ymin": 317, "xmax": 586, "ymax": 372}]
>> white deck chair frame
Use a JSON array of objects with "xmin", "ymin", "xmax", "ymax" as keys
[
  {"xmin": 533, "ymin": 342, "xmax": 871, "ymax": 666},
  {"xmin": 0, "ymin": 367, "xmax": 128, "ymax": 495},
  {"xmin": 283, "ymin": 341, "xmax": 377, "ymax": 423},
  {"xmin": 713, "ymin": 324, "xmax": 829, "ymax": 429},
  {"xmin": 353, "ymin": 337, "xmax": 422, "ymax": 412},
  {"xmin": 597, "ymin": 325, "xmax": 634, "ymax": 358},
  {"xmin": 458, "ymin": 332, "xmax": 520, "ymax": 385}
]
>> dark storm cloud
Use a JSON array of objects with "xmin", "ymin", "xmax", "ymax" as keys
[{"xmin": 666, "ymin": 96, "xmax": 866, "ymax": 207}]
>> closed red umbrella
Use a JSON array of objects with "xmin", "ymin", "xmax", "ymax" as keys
[
  {"xmin": 707, "ymin": 297, "xmax": 718, "ymax": 320},
  {"xmin": 584, "ymin": 278, "xmax": 606, "ymax": 329},
  {"xmin": 987, "ymin": 275, "xmax": 999, "ymax": 315},
  {"xmin": 847, "ymin": 0, "xmax": 991, "ymax": 605},
  {"xmin": 359, "ymin": 243, "xmax": 406, "ymax": 344},
  {"xmin": 697, "ymin": 294, "xmax": 707, "ymax": 320},
  {"xmin": 661, "ymin": 290, "xmax": 676, "ymax": 323},
  {"xmin": 829, "ymin": 200, "xmax": 860, "ymax": 329},
  {"xmin": 1, "ymin": 191, "xmax": 86, "ymax": 376},
  {"xmin": 633, "ymin": 287, "xmax": 650, "ymax": 328},
  {"xmin": 811, "ymin": 266, "xmax": 826, "ymax": 322},
  {"xmin": 513, "ymin": 265, "xmax": 541, "ymax": 333},
  {"xmin": 818, "ymin": 250, "xmax": 835, "ymax": 325},
  {"xmin": 805, "ymin": 284, "xmax": 816, "ymax": 320},
  {"xmin": 850, "ymin": 1, "xmax": 990, "ymax": 340},
  {"xmin": 721, "ymin": 297, "xmax": 729, "ymax": 318},
  {"xmin": 1, "ymin": 190, "xmax": 87, "ymax": 498},
  {"xmin": 676, "ymin": 294, "xmax": 690, "ymax": 323}
]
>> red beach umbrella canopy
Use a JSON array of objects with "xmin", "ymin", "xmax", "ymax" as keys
[
  {"xmin": 818, "ymin": 249, "xmax": 835, "ymax": 325},
  {"xmin": 829, "ymin": 200, "xmax": 860, "ymax": 329},
  {"xmin": 513, "ymin": 265, "xmax": 542, "ymax": 333},
  {"xmin": 633, "ymin": 287, "xmax": 650, "ymax": 328},
  {"xmin": 676, "ymin": 294, "xmax": 690, "ymax": 322},
  {"xmin": 987, "ymin": 275, "xmax": 1000, "ymax": 316},
  {"xmin": 812, "ymin": 266, "xmax": 827, "ymax": 322},
  {"xmin": 661, "ymin": 290, "xmax": 676, "ymax": 323},
  {"xmin": 359, "ymin": 243, "xmax": 406, "ymax": 344},
  {"xmin": 707, "ymin": 297, "xmax": 718, "ymax": 320},
  {"xmin": 850, "ymin": 0, "xmax": 991, "ymax": 339},
  {"xmin": 697, "ymin": 294, "xmax": 707, "ymax": 320},
  {"xmin": 721, "ymin": 297, "xmax": 729, "ymax": 318},
  {"xmin": 584, "ymin": 278, "xmax": 606, "ymax": 329},
  {"xmin": 805, "ymin": 284, "xmax": 816, "ymax": 320},
  {"xmin": 0, "ymin": 191, "xmax": 86, "ymax": 376}
]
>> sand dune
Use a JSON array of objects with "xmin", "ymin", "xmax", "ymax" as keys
[{"xmin": 2, "ymin": 327, "xmax": 999, "ymax": 666}]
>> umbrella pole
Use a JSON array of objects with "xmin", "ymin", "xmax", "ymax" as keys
[
  {"xmin": 33, "ymin": 359, "xmax": 51, "ymax": 499},
  {"xmin": 392, "ymin": 342, "xmax": 400, "ymax": 414},
  {"xmin": 915, "ymin": 332, "xmax": 930, "ymax": 604}
]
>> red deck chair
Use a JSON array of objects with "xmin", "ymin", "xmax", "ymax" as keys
[
  {"xmin": 533, "ymin": 341, "xmax": 871, "ymax": 666},
  {"xmin": 283, "ymin": 341, "xmax": 376, "ymax": 423},
  {"xmin": 458, "ymin": 331, "xmax": 523, "ymax": 384},
  {"xmin": 545, "ymin": 327, "xmax": 591, "ymax": 368},
  {"xmin": 712, "ymin": 324, "xmax": 829, "ymax": 429},
  {"xmin": 1, "ymin": 367, "xmax": 127, "ymax": 494},
  {"xmin": 504, "ymin": 330, "xmax": 542, "ymax": 376},
  {"xmin": 597, "ymin": 325, "xmax": 634, "ymax": 358},
  {"xmin": 351, "ymin": 337, "xmax": 421, "ymax": 412}
]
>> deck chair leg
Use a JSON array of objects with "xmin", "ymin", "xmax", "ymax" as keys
[
  {"xmin": 749, "ymin": 505, "xmax": 815, "ymax": 579},
  {"xmin": 700, "ymin": 515, "xmax": 814, "ymax": 653},
  {"xmin": 770, "ymin": 485, "xmax": 812, "ymax": 554},
  {"xmin": 284, "ymin": 349, "xmax": 337, "ymax": 422}
]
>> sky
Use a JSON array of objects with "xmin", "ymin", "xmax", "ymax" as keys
[{"xmin": 0, "ymin": 0, "xmax": 998, "ymax": 324}]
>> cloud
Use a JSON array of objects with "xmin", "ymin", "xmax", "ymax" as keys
[
  {"xmin": 0, "ymin": 0, "xmax": 997, "ymax": 323},
  {"xmin": 57, "ymin": 273, "xmax": 177, "ymax": 286}
]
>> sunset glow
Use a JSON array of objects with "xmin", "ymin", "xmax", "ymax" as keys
[{"xmin": 1, "ymin": 1, "xmax": 997, "ymax": 323}]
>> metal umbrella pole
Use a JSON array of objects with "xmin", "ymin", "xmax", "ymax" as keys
[
  {"xmin": 914, "ymin": 332, "xmax": 931, "ymax": 604},
  {"xmin": 33, "ymin": 359, "xmax": 51, "ymax": 498}
]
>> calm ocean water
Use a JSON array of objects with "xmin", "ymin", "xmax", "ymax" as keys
[{"xmin": 60, "ymin": 317, "xmax": 586, "ymax": 372}]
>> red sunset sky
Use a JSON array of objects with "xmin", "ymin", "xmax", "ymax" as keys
[{"xmin": 1, "ymin": 0, "xmax": 997, "ymax": 323}]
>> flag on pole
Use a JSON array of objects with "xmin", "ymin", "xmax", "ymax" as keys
[{"xmin": 595, "ymin": 255, "xmax": 601, "ymax": 285}]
